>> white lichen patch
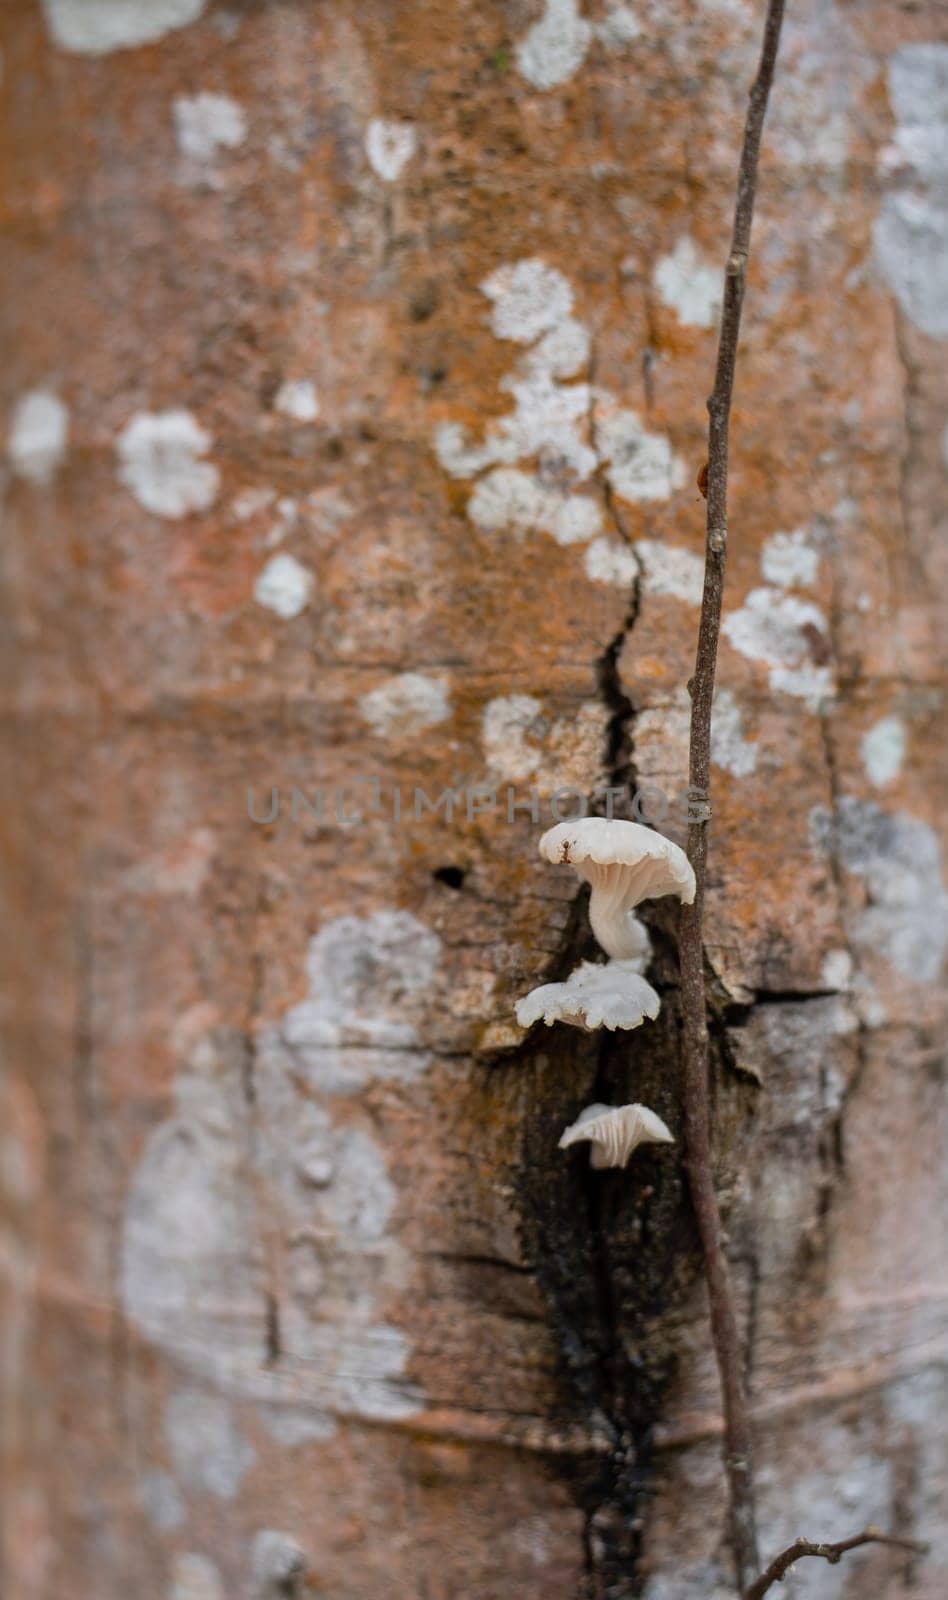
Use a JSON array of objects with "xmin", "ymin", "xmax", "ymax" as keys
[
  {"xmin": 468, "ymin": 466, "xmax": 602, "ymax": 544},
  {"xmin": 875, "ymin": 192, "xmax": 948, "ymax": 338},
  {"xmin": 257, "ymin": 1406, "xmax": 336, "ymax": 1448},
  {"xmin": 251, "ymin": 1531, "xmax": 305, "ymax": 1596},
  {"xmin": 811, "ymin": 797, "xmax": 948, "ymax": 984},
  {"xmin": 516, "ymin": 0, "xmax": 592, "ymax": 89},
  {"xmin": 169, "ymin": 1551, "xmax": 224, "ymax": 1600},
  {"xmin": 585, "ymin": 535, "xmax": 703, "ymax": 603},
  {"xmin": 365, "ymin": 119, "xmax": 417, "ymax": 181},
  {"xmin": 710, "ymin": 688, "xmax": 758, "ymax": 777},
  {"xmin": 436, "ymin": 264, "xmax": 600, "ymax": 540},
  {"xmin": 633, "ymin": 685, "xmax": 757, "ymax": 787},
  {"xmin": 437, "ymin": 260, "xmax": 683, "ymax": 554},
  {"xmin": 584, "ymin": 537, "xmax": 638, "ymax": 587},
  {"xmin": 253, "ymin": 553, "xmax": 314, "ymax": 620},
  {"xmin": 653, "ymin": 237, "xmax": 721, "ymax": 329},
  {"xmin": 625, "ymin": 696, "xmax": 689, "ymax": 798},
  {"xmin": 879, "ymin": 44, "xmax": 948, "ymax": 184},
  {"xmin": 514, "ymin": 0, "xmax": 642, "ymax": 85},
  {"xmin": 593, "ymin": 401, "xmax": 686, "ymax": 503},
  {"xmin": 723, "ymin": 586, "xmax": 833, "ymax": 707},
  {"xmin": 861, "ymin": 714, "xmax": 907, "ymax": 788},
  {"xmin": 640, "ymin": 1562, "xmax": 734, "ymax": 1600},
  {"xmin": 359, "ymin": 671, "xmax": 451, "ymax": 736},
  {"xmin": 139, "ymin": 1469, "xmax": 184, "ymax": 1533},
  {"xmin": 42, "ymin": 0, "xmax": 207, "ymax": 55},
  {"xmin": 873, "ymin": 44, "xmax": 948, "ymax": 338},
  {"xmin": 635, "ymin": 538, "xmax": 705, "ymax": 603},
  {"xmin": 121, "ymin": 1026, "xmax": 424, "ymax": 1430},
  {"xmin": 482, "ymin": 694, "xmax": 547, "ymax": 781},
  {"xmin": 821, "ymin": 948, "xmax": 854, "ymax": 990},
  {"xmin": 482, "ymin": 259, "xmax": 576, "ymax": 344},
  {"xmin": 595, "ymin": 2, "xmax": 642, "ymax": 50},
  {"xmin": 281, "ymin": 910, "xmax": 442, "ymax": 1094},
  {"xmin": 116, "ymin": 410, "xmax": 219, "ymax": 519},
  {"xmin": 164, "ymin": 1388, "xmax": 255, "ymax": 1500},
  {"xmin": 760, "ymin": 526, "xmax": 820, "ymax": 589},
  {"xmin": 273, "ymin": 379, "xmax": 319, "ymax": 423},
  {"xmin": 481, "ymin": 694, "xmax": 608, "ymax": 790},
  {"xmin": 7, "ymin": 389, "xmax": 69, "ymax": 486},
  {"xmin": 174, "ymin": 92, "xmax": 247, "ymax": 162}
]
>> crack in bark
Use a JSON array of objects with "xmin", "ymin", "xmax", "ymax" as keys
[
  {"xmin": 587, "ymin": 331, "xmax": 644, "ymax": 823},
  {"xmin": 239, "ymin": 874, "xmax": 286, "ymax": 1367},
  {"xmin": 72, "ymin": 862, "xmax": 134, "ymax": 1429},
  {"xmin": 504, "ymin": 350, "xmax": 703, "ymax": 1597},
  {"xmin": 817, "ymin": 509, "xmax": 869, "ymax": 1219}
]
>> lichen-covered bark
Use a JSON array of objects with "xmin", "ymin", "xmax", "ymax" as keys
[{"xmin": 1, "ymin": 3, "xmax": 946, "ymax": 1598}]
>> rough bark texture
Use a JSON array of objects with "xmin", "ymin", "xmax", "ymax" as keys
[{"xmin": 1, "ymin": 3, "xmax": 946, "ymax": 1599}]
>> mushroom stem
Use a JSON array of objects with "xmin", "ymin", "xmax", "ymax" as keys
[{"xmin": 587, "ymin": 865, "xmax": 653, "ymax": 961}]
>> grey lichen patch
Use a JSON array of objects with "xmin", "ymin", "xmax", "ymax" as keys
[
  {"xmin": 120, "ymin": 1025, "xmax": 424, "ymax": 1431},
  {"xmin": 280, "ymin": 909, "xmax": 442, "ymax": 1094},
  {"xmin": 7, "ymin": 390, "xmax": 69, "ymax": 485},
  {"xmin": 42, "ymin": 0, "xmax": 208, "ymax": 55},
  {"xmin": 811, "ymin": 797, "xmax": 948, "ymax": 984},
  {"xmin": 250, "ymin": 1530, "xmax": 306, "ymax": 1598},
  {"xmin": 168, "ymin": 1551, "xmax": 224, "ymax": 1600},
  {"xmin": 164, "ymin": 1388, "xmax": 256, "ymax": 1500},
  {"xmin": 874, "ymin": 44, "xmax": 948, "ymax": 338}
]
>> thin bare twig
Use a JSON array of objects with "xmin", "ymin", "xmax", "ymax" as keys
[
  {"xmin": 677, "ymin": 0, "xmax": 786, "ymax": 1593},
  {"xmin": 746, "ymin": 1528, "xmax": 928, "ymax": 1599}
]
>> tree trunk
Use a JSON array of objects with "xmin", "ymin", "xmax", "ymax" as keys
[{"xmin": 1, "ymin": 3, "xmax": 946, "ymax": 1598}]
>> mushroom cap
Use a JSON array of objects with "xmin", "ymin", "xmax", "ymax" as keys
[
  {"xmin": 515, "ymin": 960, "xmax": 660, "ymax": 1032},
  {"xmin": 558, "ymin": 1101, "xmax": 674, "ymax": 1168},
  {"xmin": 539, "ymin": 817, "xmax": 696, "ymax": 906}
]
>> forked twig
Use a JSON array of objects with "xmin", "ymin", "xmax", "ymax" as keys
[
  {"xmin": 677, "ymin": 0, "xmax": 787, "ymax": 1592},
  {"xmin": 746, "ymin": 1528, "xmax": 928, "ymax": 1599}
]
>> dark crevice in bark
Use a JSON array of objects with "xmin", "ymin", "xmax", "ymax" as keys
[
  {"xmin": 753, "ymin": 986, "xmax": 843, "ymax": 1003},
  {"xmin": 891, "ymin": 309, "xmax": 929, "ymax": 600},
  {"xmin": 239, "ymin": 875, "xmax": 285, "ymax": 1371},
  {"xmin": 265, "ymin": 1290, "xmax": 282, "ymax": 1366},
  {"xmin": 596, "ymin": 613, "xmax": 639, "ymax": 814},
  {"xmin": 513, "ymin": 976, "xmax": 700, "ymax": 1598},
  {"xmin": 503, "ymin": 503, "xmax": 701, "ymax": 1592},
  {"xmin": 817, "ymin": 512, "xmax": 870, "ymax": 1226}
]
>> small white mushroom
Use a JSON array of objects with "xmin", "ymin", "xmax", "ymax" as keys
[
  {"xmin": 516, "ymin": 960, "xmax": 660, "ymax": 1032},
  {"xmin": 539, "ymin": 817, "xmax": 695, "ymax": 960},
  {"xmin": 559, "ymin": 1102, "xmax": 674, "ymax": 1168}
]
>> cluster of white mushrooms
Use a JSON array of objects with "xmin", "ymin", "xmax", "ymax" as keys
[{"xmin": 515, "ymin": 818, "xmax": 696, "ymax": 1169}]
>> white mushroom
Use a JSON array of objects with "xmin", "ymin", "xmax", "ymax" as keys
[
  {"xmin": 559, "ymin": 1102, "xmax": 674, "ymax": 1168},
  {"xmin": 540, "ymin": 817, "xmax": 695, "ymax": 960},
  {"xmin": 516, "ymin": 960, "xmax": 660, "ymax": 1032}
]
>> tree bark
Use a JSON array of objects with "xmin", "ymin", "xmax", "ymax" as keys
[{"xmin": 1, "ymin": 3, "xmax": 946, "ymax": 1598}]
